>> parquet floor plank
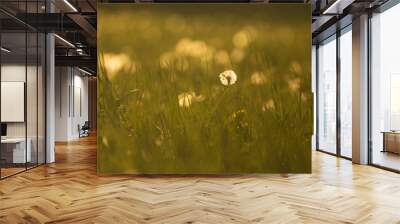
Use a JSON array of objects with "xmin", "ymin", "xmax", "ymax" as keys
[{"xmin": 1, "ymin": 136, "xmax": 400, "ymax": 223}]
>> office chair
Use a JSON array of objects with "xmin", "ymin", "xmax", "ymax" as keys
[{"xmin": 79, "ymin": 121, "xmax": 90, "ymax": 138}]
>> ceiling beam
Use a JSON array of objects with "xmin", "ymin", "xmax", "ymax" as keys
[
  {"xmin": 67, "ymin": 14, "xmax": 96, "ymax": 37},
  {"xmin": 55, "ymin": 55, "xmax": 96, "ymax": 70},
  {"xmin": 322, "ymin": 0, "xmax": 356, "ymax": 14}
]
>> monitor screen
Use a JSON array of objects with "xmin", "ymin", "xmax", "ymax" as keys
[{"xmin": 1, "ymin": 123, "xmax": 7, "ymax": 137}]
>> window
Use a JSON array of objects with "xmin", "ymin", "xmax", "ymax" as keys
[
  {"xmin": 370, "ymin": 3, "xmax": 400, "ymax": 171},
  {"xmin": 339, "ymin": 27, "xmax": 352, "ymax": 158},
  {"xmin": 316, "ymin": 25, "xmax": 353, "ymax": 158},
  {"xmin": 317, "ymin": 35, "xmax": 337, "ymax": 154}
]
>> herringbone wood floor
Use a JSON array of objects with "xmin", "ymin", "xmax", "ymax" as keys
[{"xmin": 1, "ymin": 136, "xmax": 400, "ymax": 224}]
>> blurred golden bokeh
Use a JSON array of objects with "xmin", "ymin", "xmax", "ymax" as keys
[{"xmin": 98, "ymin": 4, "xmax": 312, "ymax": 174}]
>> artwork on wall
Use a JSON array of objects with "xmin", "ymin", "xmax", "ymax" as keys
[
  {"xmin": 1, "ymin": 82, "xmax": 25, "ymax": 122},
  {"xmin": 98, "ymin": 4, "xmax": 312, "ymax": 174}
]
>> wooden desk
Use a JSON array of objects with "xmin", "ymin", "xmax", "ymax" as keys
[
  {"xmin": 382, "ymin": 131, "xmax": 400, "ymax": 154},
  {"xmin": 1, "ymin": 138, "xmax": 32, "ymax": 164}
]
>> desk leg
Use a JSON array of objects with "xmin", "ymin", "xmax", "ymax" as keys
[{"xmin": 382, "ymin": 133, "xmax": 386, "ymax": 153}]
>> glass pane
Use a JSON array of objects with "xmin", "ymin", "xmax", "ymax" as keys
[
  {"xmin": 38, "ymin": 33, "xmax": 46, "ymax": 165},
  {"xmin": 371, "ymin": 4, "xmax": 400, "ymax": 171},
  {"xmin": 317, "ymin": 36, "xmax": 337, "ymax": 154},
  {"xmin": 1, "ymin": 31, "xmax": 27, "ymax": 177},
  {"xmin": 0, "ymin": 1, "xmax": 46, "ymax": 179},
  {"xmin": 27, "ymin": 31, "xmax": 38, "ymax": 169},
  {"xmin": 26, "ymin": 0, "xmax": 39, "ymax": 169},
  {"xmin": 340, "ymin": 28, "xmax": 352, "ymax": 158},
  {"xmin": 312, "ymin": 46, "xmax": 317, "ymax": 151}
]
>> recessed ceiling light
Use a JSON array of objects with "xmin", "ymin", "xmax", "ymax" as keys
[
  {"xmin": 322, "ymin": 0, "xmax": 353, "ymax": 15},
  {"xmin": 78, "ymin": 67, "xmax": 93, "ymax": 76},
  {"xmin": 1, "ymin": 47, "xmax": 11, "ymax": 53},
  {"xmin": 54, "ymin": 34, "xmax": 75, "ymax": 48},
  {"xmin": 63, "ymin": 0, "xmax": 78, "ymax": 12}
]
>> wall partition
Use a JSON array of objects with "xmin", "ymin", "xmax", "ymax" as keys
[{"xmin": 0, "ymin": 4, "xmax": 46, "ymax": 179}]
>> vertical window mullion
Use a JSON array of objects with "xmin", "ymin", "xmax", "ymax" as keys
[
  {"xmin": 25, "ymin": 0, "xmax": 28, "ymax": 171},
  {"xmin": 0, "ymin": 24, "xmax": 2, "ymax": 179},
  {"xmin": 36, "ymin": 0, "xmax": 39, "ymax": 167},
  {"xmin": 316, "ymin": 44, "xmax": 320, "ymax": 151},
  {"xmin": 336, "ymin": 29, "xmax": 341, "ymax": 157},
  {"xmin": 367, "ymin": 11, "xmax": 373, "ymax": 165}
]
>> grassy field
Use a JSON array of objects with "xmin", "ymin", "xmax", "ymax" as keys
[{"xmin": 98, "ymin": 4, "xmax": 312, "ymax": 174}]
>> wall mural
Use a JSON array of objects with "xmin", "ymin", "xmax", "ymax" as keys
[{"xmin": 98, "ymin": 4, "xmax": 312, "ymax": 174}]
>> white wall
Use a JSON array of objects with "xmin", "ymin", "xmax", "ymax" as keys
[
  {"xmin": 55, "ymin": 67, "xmax": 70, "ymax": 141},
  {"xmin": 55, "ymin": 67, "xmax": 89, "ymax": 141},
  {"xmin": 72, "ymin": 73, "xmax": 89, "ymax": 138}
]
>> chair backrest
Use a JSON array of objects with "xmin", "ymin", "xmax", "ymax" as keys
[{"xmin": 82, "ymin": 121, "xmax": 90, "ymax": 129}]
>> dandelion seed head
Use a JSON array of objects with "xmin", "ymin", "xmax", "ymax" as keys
[
  {"xmin": 101, "ymin": 53, "xmax": 133, "ymax": 80},
  {"xmin": 288, "ymin": 78, "xmax": 301, "ymax": 92},
  {"xmin": 301, "ymin": 92, "xmax": 308, "ymax": 102},
  {"xmin": 178, "ymin": 91, "xmax": 205, "ymax": 108},
  {"xmin": 215, "ymin": 50, "xmax": 230, "ymax": 66},
  {"xmin": 219, "ymin": 70, "xmax": 237, "ymax": 86},
  {"xmin": 262, "ymin": 99, "xmax": 275, "ymax": 112},
  {"xmin": 232, "ymin": 26, "xmax": 257, "ymax": 49},
  {"xmin": 231, "ymin": 48, "xmax": 245, "ymax": 63},
  {"xmin": 160, "ymin": 52, "xmax": 174, "ymax": 69},
  {"xmin": 290, "ymin": 61, "xmax": 302, "ymax": 74},
  {"xmin": 250, "ymin": 72, "xmax": 267, "ymax": 85}
]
